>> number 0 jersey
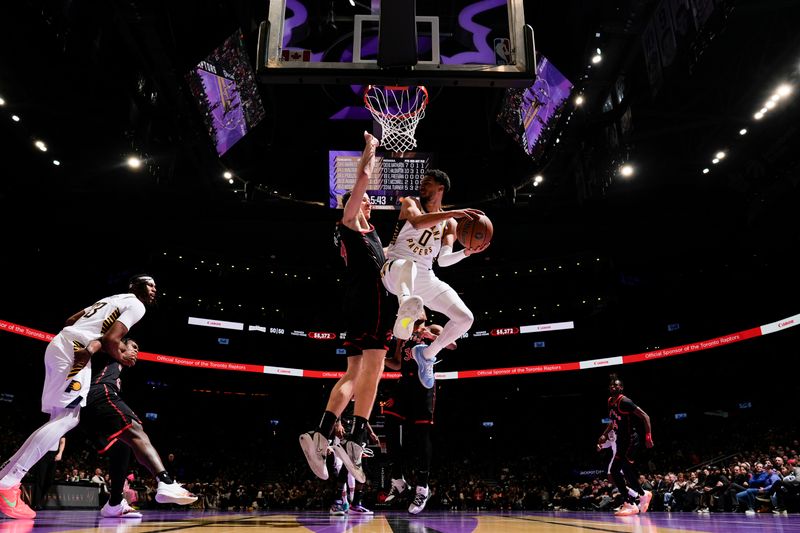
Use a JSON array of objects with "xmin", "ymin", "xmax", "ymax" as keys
[{"xmin": 386, "ymin": 200, "xmax": 447, "ymax": 270}]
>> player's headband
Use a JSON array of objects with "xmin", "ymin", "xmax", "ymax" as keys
[{"xmin": 128, "ymin": 275, "xmax": 155, "ymax": 290}]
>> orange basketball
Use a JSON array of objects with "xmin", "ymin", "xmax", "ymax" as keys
[{"xmin": 457, "ymin": 215, "xmax": 493, "ymax": 250}]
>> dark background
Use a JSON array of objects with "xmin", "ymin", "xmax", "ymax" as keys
[{"xmin": 1, "ymin": 0, "xmax": 799, "ymax": 478}]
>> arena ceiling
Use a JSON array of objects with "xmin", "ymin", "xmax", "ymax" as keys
[{"xmin": 1, "ymin": 0, "xmax": 799, "ymax": 336}]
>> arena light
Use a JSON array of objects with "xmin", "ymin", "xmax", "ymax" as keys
[
  {"xmin": 34, "ymin": 140, "xmax": 47, "ymax": 152},
  {"xmin": 574, "ymin": 95, "xmax": 584, "ymax": 106},
  {"xmin": 619, "ymin": 164, "xmax": 634, "ymax": 177},
  {"xmin": 591, "ymin": 54, "xmax": 602, "ymax": 64},
  {"xmin": 223, "ymin": 171, "xmax": 232, "ymax": 179},
  {"xmin": 534, "ymin": 174, "xmax": 543, "ymax": 183},
  {"xmin": 52, "ymin": 160, "xmax": 61, "ymax": 166},
  {"xmin": 228, "ymin": 178, "xmax": 234, "ymax": 184},
  {"xmin": 776, "ymin": 84, "xmax": 792, "ymax": 97},
  {"xmin": 11, "ymin": 114, "xmax": 20, "ymax": 122},
  {"xmin": 715, "ymin": 151, "xmax": 726, "ymax": 159},
  {"xmin": 754, "ymin": 112, "xmax": 764, "ymax": 120},
  {"xmin": 712, "ymin": 158, "xmax": 719, "ymax": 164},
  {"xmin": 739, "ymin": 128, "xmax": 748, "ymax": 135},
  {"xmin": 127, "ymin": 156, "xmax": 142, "ymax": 169},
  {"xmin": 702, "ymin": 168, "xmax": 710, "ymax": 174},
  {"xmin": 765, "ymin": 100, "xmax": 776, "ymax": 109},
  {"xmin": 349, "ymin": 0, "xmax": 355, "ymax": 5},
  {"xmin": 0, "ymin": 96, "xmax": 5, "ymax": 106}
]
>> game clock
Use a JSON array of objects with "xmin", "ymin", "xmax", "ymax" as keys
[{"xmin": 329, "ymin": 150, "xmax": 433, "ymax": 209}]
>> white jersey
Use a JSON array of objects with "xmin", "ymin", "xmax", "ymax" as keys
[
  {"xmin": 386, "ymin": 205, "xmax": 448, "ymax": 270},
  {"xmin": 60, "ymin": 293, "xmax": 146, "ymax": 346}
]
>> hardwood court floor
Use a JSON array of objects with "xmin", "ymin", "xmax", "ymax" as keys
[{"xmin": 1, "ymin": 510, "xmax": 799, "ymax": 532}]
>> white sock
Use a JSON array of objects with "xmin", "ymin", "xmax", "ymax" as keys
[
  {"xmin": 0, "ymin": 409, "xmax": 80, "ymax": 489},
  {"xmin": 424, "ymin": 297, "xmax": 473, "ymax": 359},
  {"xmin": 627, "ymin": 487, "xmax": 639, "ymax": 499}
]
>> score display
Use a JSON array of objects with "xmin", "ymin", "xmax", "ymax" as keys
[{"xmin": 329, "ymin": 151, "xmax": 432, "ymax": 209}]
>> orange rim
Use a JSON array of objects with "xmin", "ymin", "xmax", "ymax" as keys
[{"xmin": 364, "ymin": 85, "xmax": 429, "ymax": 120}]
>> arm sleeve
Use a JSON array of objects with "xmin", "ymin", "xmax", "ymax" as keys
[{"xmin": 437, "ymin": 245, "xmax": 467, "ymax": 267}]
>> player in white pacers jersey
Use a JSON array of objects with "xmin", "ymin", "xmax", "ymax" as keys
[
  {"xmin": 381, "ymin": 169, "xmax": 488, "ymax": 389},
  {"xmin": 0, "ymin": 275, "xmax": 156, "ymax": 520}
]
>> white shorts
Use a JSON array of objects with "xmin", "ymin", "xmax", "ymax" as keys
[
  {"xmin": 380, "ymin": 259, "xmax": 460, "ymax": 314},
  {"xmin": 41, "ymin": 334, "xmax": 91, "ymax": 415}
]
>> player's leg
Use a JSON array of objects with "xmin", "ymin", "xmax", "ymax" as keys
[
  {"xmin": 407, "ymin": 423, "xmax": 434, "ymax": 514},
  {"xmin": 329, "ymin": 454, "xmax": 349, "ymax": 515},
  {"xmin": 420, "ymin": 280, "xmax": 474, "ymax": 360},
  {"xmin": 381, "ymin": 259, "xmax": 416, "ymax": 301},
  {"xmin": 407, "ymin": 389, "xmax": 435, "ymax": 515},
  {"xmin": 621, "ymin": 443, "xmax": 650, "ymax": 511},
  {"xmin": 382, "ymin": 259, "xmax": 424, "ymax": 340},
  {"xmin": 383, "ymin": 413, "xmax": 408, "ymax": 503},
  {"xmin": 0, "ymin": 338, "xmax": 85, "ymax": 519},
  {"xmin": 116, "ymin": 420, "xmax": 197, "ymax": 505},
  {"xmin": 350, "ymin": 480, "xmax": 373, "ymax": 514},
  {"xmin": 334, "ymin": 349, "xmax": 384, "ymax": 484},
  {"xmin": 300, "ymin": 356, "xmax": 362, "ymax": 480},
  {"xmin": 99, "ymin": 443, "xmax": 142, "ymax": 518},
  {"xmin": 0, "ymin": 408, "xmax": 78, "ymax": 519}
]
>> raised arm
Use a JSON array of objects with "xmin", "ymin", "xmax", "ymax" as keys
[
  {"xmin": 342, "ymin": 131, "xmax": 379, "ymax": 226},
  {"xmin": 400, "ymin": 197, "xmax": 484, "ymax": 229}
]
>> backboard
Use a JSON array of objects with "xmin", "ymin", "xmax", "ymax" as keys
[{"xmin": 256, "ymin": 0, "xmax": 536, "ymax": 88}]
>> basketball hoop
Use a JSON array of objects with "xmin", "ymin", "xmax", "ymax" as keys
[{"xmin": 364, "ymin": 85, "xmax": 429, "ymax": 153}]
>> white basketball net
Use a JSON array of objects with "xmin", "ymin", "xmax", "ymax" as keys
[{"xmin": 364, "ymin": 85, "xmax": 428, "ymax": 153}]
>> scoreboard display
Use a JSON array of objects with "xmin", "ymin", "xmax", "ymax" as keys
[{"xmin": 329, "ymin": 150, "xmax": 433, "ymax": 209}]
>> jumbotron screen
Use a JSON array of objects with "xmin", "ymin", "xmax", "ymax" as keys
[
  {"xmin": 329, "ymin": 151, "xmax": 433, "ymax": 209},
  {"xmin": 186, "ymin": 30, "xmax": 266, "ymax": 156}
]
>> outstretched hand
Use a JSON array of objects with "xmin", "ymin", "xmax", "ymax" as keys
[
  {"xmin": 465, "ymin": 241, "xmax": 490, "ymax": 256},
  {"xmin": 450, "ymin": 208, "xmax": 484, "ymax": 220},
  {"xmin": 364, "ymin": 130, "xmax": 379, "ymax": 148},
  {"xmin": 116, "ymin": 342, "xmax": 138, "ymax": 367}
]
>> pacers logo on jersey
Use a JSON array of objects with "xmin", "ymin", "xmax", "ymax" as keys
[
  {"xmin": 64, "ymin": 380, "xmax": 82, "ymax": 393},
  {"xmin": 405, "ymin": 225, "xmax": 441, "ymax": 256}
]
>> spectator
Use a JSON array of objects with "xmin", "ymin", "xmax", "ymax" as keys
[
  {"xmin": 698, "ymin": 466, "xmax": 728, "ymax": 512},
  {"xmin": 736, "ymin": 462, "xmax": 776, "ymax": 515}
]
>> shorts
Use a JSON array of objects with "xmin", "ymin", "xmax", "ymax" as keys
[
  {"xmin": 382, "ymin": 379, "xmax": 435, "ymax": 424},
  {"xmin": 611, "ymin": 432, "xmax": 640, "ymax": 465},
  {"xmin": 82, "ymin": 384, "xmax": 141, "ymax": 454},
  {"xmin": 342, "ymin": 277, "xmax": 394, "ymax": 353},
  {"xmin": 381, "ymin": 259, "xmax": 463, "ymax": 314},
  {"xmin": 41, "ymin": 334, "xmax": 91, "ymax": 415}
]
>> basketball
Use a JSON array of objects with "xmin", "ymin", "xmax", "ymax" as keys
[{"xmin": 457, "ymin": 215, "xmax": 493, "ymax": 250}]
